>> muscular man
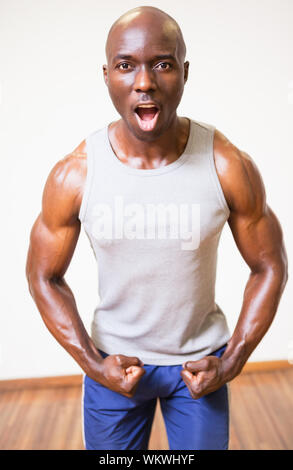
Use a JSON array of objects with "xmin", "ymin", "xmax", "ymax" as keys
[{"xmin": 25, "ymin": 6, "xmax": 288, "ymax": 450}]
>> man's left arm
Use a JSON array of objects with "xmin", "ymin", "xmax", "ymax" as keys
[{"xmin": 181, "ymin": 129, "xmax": 288, "ymax": 399}]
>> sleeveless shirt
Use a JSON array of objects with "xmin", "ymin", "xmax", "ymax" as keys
[{"xmin": 78, "ymin": 118, "xmax": 231, "ymax": 365}]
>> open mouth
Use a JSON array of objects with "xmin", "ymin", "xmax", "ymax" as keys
[{"xmin": 134, "ymin": 105, "xmax": 160, "ymax": 131}]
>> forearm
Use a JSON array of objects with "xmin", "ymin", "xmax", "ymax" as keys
[
  {"xmin": 27, "ymin": 275, "xmax": 104, "ymax": 377},
  {"xmin": 221, "ymin": 265, "xmax": 288, "ymax": 381}
]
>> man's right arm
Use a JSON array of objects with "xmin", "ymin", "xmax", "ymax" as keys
[{"xmin": 25, "ymin": 146, "xmax": 145, "ymax": 397}]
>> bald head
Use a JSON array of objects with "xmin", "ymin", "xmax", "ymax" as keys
[{"xmin": 105, "ymin": 6, "xmax": 186, "ymax": 64}]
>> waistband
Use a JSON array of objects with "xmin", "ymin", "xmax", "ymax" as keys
[{"xmin": 97, "ymin": 343, "xmax": 228, "ymax": 366}]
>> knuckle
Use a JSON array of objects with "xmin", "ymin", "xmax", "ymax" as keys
[
  {"xmin": 202, "ymin": 358, "xmax": 210, "ymax": 370},
  {"xmin": 123, "ymin": 385, "xmax": 134, "ymax": 397},
  {"xmin": 190, "ymin": 391, "xmax": 198, "ymax": 399},
  {"xmin": 123, "ymin": 382, "xmax": 132, "ymax": 393},
  {"xmin": 115, "ymin": 355, "xmax": 122, "ymax": 365},
  {"xmin": 180, "ymin": 371, "xmax": 188, "ymax": 381},
  {"xmin": 211, "ymin": 369, "xmax": 217, "ymax": 379},
  {"xmin": 191, "ymin": 384, "xmax": 201, "ymax": 396}
]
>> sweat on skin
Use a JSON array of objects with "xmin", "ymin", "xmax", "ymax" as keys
[{"xmin": 25, "ymin": 5, "xmax": 288, "ymax": 438}]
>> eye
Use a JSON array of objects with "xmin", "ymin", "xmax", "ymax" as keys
[
  {"xmin": 117, "ymin": 63, "xmax": 132, "ymax": 70},
  {"xmin": 155, "ymin": 62, "xmax": 172, "ymax": 70}
]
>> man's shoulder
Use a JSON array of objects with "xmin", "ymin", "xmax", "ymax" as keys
[
  {"xmin": 43, "ymin": 140, "xmax": 88, "ymax": 224},
  {"xmin": 213, "ymin": 127, "xmax": 265, "ymax": 214},
  {"xmin": 213, "ymin": 127, "xmax": 254, "ymax": 179},
  {"xmin": 53, "ymin": 125, "xmax": 108, "ymax": 213},
  {"xmin": 56, "ymin": 139, "xmax": 88, "ymax": 188}
]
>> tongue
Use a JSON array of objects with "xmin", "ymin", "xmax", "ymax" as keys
[{"xmin": 137, "ymin": 107, "xmax": 157, "ymax": 121}]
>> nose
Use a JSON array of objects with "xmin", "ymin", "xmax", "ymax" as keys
[{"xmin": 134, "ymin": 65, "xmax": 156, "ymax": 93}]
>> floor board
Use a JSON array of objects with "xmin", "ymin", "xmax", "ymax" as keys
[{"xmin": 0, "ymin": 368, "xmax": 292, "ymax": 450}]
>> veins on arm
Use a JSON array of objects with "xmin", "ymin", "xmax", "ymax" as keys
[{"xmin": 212, "ymin": 129, "xmax": 288, "ymax": 376}]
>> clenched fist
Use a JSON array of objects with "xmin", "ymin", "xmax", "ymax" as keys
[
  {"xmin": 92, "ymin": 354, "xmax": 146, "ymax": 398},
  {"xmin": 180, "ymin": 355, "xmax": 227, "ymax": 399}
]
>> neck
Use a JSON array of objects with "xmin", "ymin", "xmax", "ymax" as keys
[{"xmin": 108, "ymin": 115, "xmax": 190, "ymax": 169}]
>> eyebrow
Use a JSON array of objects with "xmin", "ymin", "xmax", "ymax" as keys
[{"xmin": 112, "ymin": 54, "xmax": 176, "ymax": 63}]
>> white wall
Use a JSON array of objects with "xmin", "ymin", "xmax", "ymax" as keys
[{"xmin": 0, "ymin": 0, "xmax": 292, "ymax": 379}]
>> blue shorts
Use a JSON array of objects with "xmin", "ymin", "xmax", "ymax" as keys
[{"xmin": 82, "ymin": 343, "xmax": 230, "ymax": 450}]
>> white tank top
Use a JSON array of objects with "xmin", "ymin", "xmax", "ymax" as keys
[{"xmin": 79, "ymin": 118, "xmax": 231, "ymax": 365}]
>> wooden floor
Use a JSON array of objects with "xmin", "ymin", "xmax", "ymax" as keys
[{"xmin": 0, "ymin": 368, "xmax": 292, "ymax": 450}]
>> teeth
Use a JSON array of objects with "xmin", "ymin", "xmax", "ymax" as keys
[{"xmin": 137, "ymin": 104, "xmax": 157, "ymax": 108}]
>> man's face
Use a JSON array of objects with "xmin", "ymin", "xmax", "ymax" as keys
[{"xmin": 103, "ymin": 22, "xmax": 189, "ymax": 141}]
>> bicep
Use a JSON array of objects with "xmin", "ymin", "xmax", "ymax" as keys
[
  {"xmin": 26, "ymin": 212, "xmax": 80, "ymax": 282},
  {"xmin": 226, "ymin": 150, "xmax": 287, "ymax": 272}
]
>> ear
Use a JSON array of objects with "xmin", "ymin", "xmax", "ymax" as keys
[
  {"xmin": 103, "ymin": 64, "xmax": 108, "ymax": 86},
  {"xmin": 184, "ymin": 61, "xmax": 189, "ymax": 84}
]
